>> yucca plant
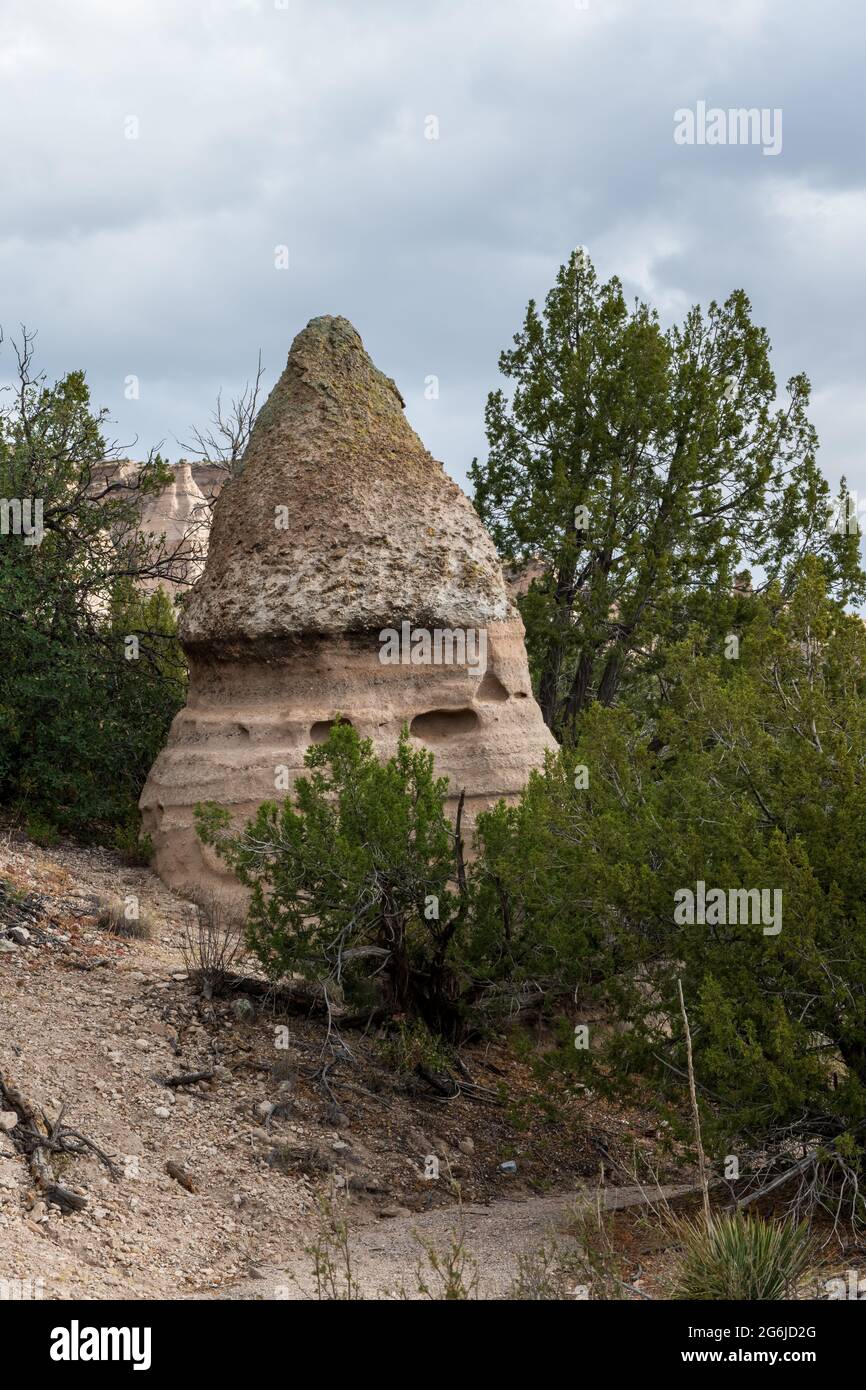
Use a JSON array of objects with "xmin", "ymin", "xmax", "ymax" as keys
[{"xmin": 670, "ymin": 1212, "xmax": 814, "ymax": 1301}]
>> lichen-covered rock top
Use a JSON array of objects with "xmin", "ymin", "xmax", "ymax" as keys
[{"xmin": 180, "ymin": 316, "xmax": 512, "ymax": 647}]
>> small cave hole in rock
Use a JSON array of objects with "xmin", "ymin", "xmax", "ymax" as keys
[
  {"xmin": 310, "ymin": 717, "xmax": 354, "ymax": 744},
  {"xmin": 475, "ymin": 671, "xmax": 509, "ymax": 702},
  {"xmin": 410, "ymin": 708, "xmax": 480, "ymax": 742}
]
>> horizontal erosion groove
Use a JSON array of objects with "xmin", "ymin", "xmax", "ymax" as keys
[
  {"xmin": 186, "ymin": 628, "xmax": 427, "ymax": 664},
  {"xmin": 410, "ymin": 708, "xmax": 480, "ymax": 741}
]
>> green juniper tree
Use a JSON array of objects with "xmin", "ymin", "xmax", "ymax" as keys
[
  {"xmin": 475, "ymin": 561, "xmax": 866, "ymax": 1197},
  {"xmin": 0, "ymin": 328, "xmax": 188, "ymax": 841},
  {"xmin": 470, "ymin": 251, "xmax": 863, "ymax": 737},
  {"xmin": 195, "ymin": 723, "xmax": 479, "ymax": 1039}
]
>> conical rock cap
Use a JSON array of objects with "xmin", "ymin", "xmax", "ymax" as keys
[{"xmin": 181, "ymin": 316, "xmax": 511, "ymax": 648}]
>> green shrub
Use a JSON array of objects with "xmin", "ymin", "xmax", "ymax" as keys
[
  {"xmin": 112, "ymin": 820, "xmax": 154, "ymax": 866},
  {"xmin": 379, "ymin": 1018, "xmax": 455, "ymax": 1077},
  {"xmin": 670, "ymin": 1213, "xmax": 814, "ymax": 1301},
  {"xmin": 24, "ymin": 811, "xmax": 59, "ymax": 847},
  {"xmin": 474, "ymin": 562, "xmax": 866, "ymax": 1176},
  {"xmin": 195, "ymin": 723, "xmax": 508, "ymax": 1040}
]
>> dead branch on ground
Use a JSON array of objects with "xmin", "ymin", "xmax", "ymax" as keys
[{"xmin": 0, "ymin": 1069, "xmax": 121, "ymax": 1213}]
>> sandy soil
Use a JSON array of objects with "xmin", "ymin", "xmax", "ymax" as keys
[
  {"xmin": 0, "ymin": 833, "xmax": 673, "ymax": 1302},
  {"xmin": 199, "ymin": 1183, "xmax": 692, "ymax": 1300}
]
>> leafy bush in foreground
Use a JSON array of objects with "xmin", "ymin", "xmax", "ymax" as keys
[{"xmin": 195, "ymin": 723, "xmax": 492, "ymax": 1039}]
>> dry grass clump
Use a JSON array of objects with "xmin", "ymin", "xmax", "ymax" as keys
[
  {"xmin": 182, "ymin": 892, "xmax": 246, "ymax": 997},
  {"xmin": 95, "ymin": 893, "xmax": 154, "ymax": 940}
]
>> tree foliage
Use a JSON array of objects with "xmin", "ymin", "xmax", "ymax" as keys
[
  {"xmin": 196, "ymin": 724, "xmax": 482, "ymax": 1038},
  {"xmin": 474, "ymin": 562, "xmax": 866, "ymax": 1170},
  {"xmin": 470, "ymin": 251, "xmax": 864, "ymax": 736},
  {"xmin": 0, "ymin": 329, "xmax": 187, "ymax": 840}
]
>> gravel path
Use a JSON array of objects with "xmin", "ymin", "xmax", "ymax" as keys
[
  {"xmin": 2, "ymin": 836, "xmax": 688, "ymax": 1303},
  {"xmin": 193, "ymin": 1184, "xmax": 691, "ymax": 1300}
]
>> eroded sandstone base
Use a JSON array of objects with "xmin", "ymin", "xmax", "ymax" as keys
[{"xmin": 141, "ymin": 617, "xmax": 556, "ymax": 901}]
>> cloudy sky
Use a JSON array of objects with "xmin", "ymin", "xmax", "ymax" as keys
[{"xmin": 1, "ymin": 0, "xmax": 863, "ymax": 504}]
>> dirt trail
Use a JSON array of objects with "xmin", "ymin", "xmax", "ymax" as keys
[
  {"xmin": 198, "ymin": 1184, "xmax": 689, "ymax": 1300},
  {"xmin": 1, "ymin": 834, "xmax": 678, "ymax": 1302}
]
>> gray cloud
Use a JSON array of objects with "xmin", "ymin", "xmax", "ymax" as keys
[{"xmin": 1, "ymin": 0, "xmax": 863, "ymax": 510}]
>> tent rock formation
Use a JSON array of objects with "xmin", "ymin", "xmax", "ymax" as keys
[
  {"xmin": 138, "ymin": 461, "xmax": 209, "ymax": 598},
  {"xmin": 140, "ymin": 316, "xmax": 557, "ymax": 900}
]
